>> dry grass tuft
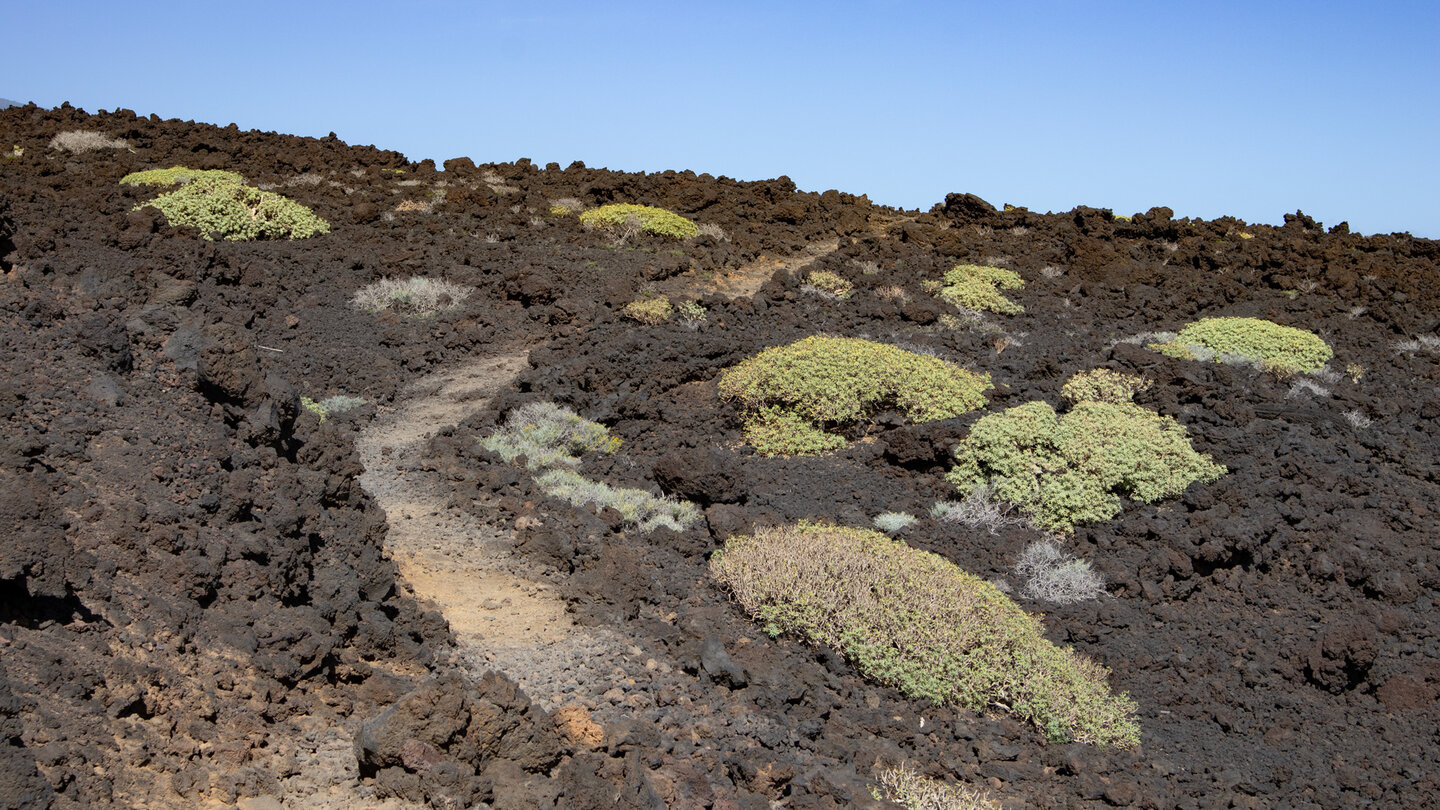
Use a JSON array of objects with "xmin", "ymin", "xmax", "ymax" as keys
[
  {"xmin": 872, "ymin": 763, "xmax": 999, "ymax": 810},
  {"xmin": 49, "ymin": 130, "xmax": 128, "ymax": 153},
  {"xmin": 350, "ymin": 277, "xmax": 473, "ymax": 317}
]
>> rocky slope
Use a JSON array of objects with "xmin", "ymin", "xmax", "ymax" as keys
[{"xmin": 0, "ymin": 103, "xmax": 1436, "ymax": 809}]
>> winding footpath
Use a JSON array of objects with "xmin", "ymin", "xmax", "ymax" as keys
[{"xmin": 355, "ymin": 352, "xmax": 625, "ymax": 710}]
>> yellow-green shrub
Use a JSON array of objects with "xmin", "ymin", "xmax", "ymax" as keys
[
  {"xmin": 806, "ymin": 270, "xmax": 853, "ymax": 298},
  {"xmin": 622, "ymin": 297, "xmax": 673, "ymax": 325},
  {"xmin": 120, "ymin": 166, "xmax": 245, "ymax": 186},
  {"xmin": 137, "ymin": 176, "xmax": 330, "ymax": 241},
  {"xmin": 1061, "ymin": 369, "xmax": 1152, "ymax": 405},
  {"xmin": 935, "ymin": 264, "xmax": 1024, "ymax": 315},
  {"xmin": 717, "ymin": 336, "xmax": 991, "ymax": 456},
  {"xmin": 578, "ymin": 203, "xmax": 698, "ymax": 240},
  {"xmin": 947, "ymin": 400, "xmax": 1224, "ymax": 534},
  {"xmin": 1148, "ymin": 317, "xmax": 1332, "ymax": 374},
  {"xmin": 710, "ymin": 522, "xmax": 1140, "ymax": 747}
]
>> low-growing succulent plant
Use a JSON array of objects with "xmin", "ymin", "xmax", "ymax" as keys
[
  {"xmin": 1147, "ymin": 317, "xmax": 1332, "ymax": 375},
  {"xmin": 137, "ymin": 176, "xmax": 330, "ymax": 241},
  {"xmin": 934, "ymin": 264, "xmax": 1025, "ymax": 315},
  {"xmin": 710, "ymin": 522, "xmax": 1140, "ymax": 747},
  {"xmin": 947, "ymin": 400, "xmax": 1224, "ymax": 534},
  {"xmin": 718, "ymin": 336, "xmax": 991, "ymax": 456},
  {"xmin": 579, "ymin": 203, "xmax": 698, "ymax": 240}
]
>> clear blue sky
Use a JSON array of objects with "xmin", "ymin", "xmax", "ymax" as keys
[{"xmin": 7, "ymin": 1, "xmax": 1438, "ymax": 237}]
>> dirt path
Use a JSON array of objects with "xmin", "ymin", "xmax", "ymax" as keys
[{"xmin": 356, "ymin": 353, "xmax": 625, "ymax": 710}]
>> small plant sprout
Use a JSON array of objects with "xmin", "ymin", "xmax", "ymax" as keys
[
  {"xmin": 1345, "ymin": 363, "xmax": 1366, "ymax": 383},
  {"xmin": 873, "ymin": 511, "xmax": 918, "ymax": 534},
  {"xmin": 479, "ymin": 402, "xmax": 620, "ymax": 470}
]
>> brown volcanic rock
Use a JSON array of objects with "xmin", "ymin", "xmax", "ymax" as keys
[{"xmin": 0, "ymin": 102, "xmax": 1437, "ymax": 810}]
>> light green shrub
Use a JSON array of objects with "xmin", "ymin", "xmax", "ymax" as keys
[
  {"xmin": 120, "ymin": 166, "xmax": 245, "ymax": 186},
  {"xmin": 718, "ymin": 336, "xmax": 991, "ymax": 456},
  {"xmin": 480, "ymin": 402, "xmax": 621, "ymax": 470},
  {"xmin": 1147, "ymin": 317, "xmax": 1332, "ymax": 374},
  {"xmin": 138, "ymin": 176, "xmax": 330, "ymax": 240},
  {"xmin": 947, "ymin": 400, "xmax": 1224, "ymax": 534},
  {"xmin": 935, "ymin": 264, "xmax": 1025, "ymax": 315},
  {"xmin": 1061, "ymin": 369, "xmax": 1152, "ymax": 405},
  {"xmin": 710, "ymin": 522, "xmax": 1140, "ymax": 747},
  {"xmin": 535, "ymin": 468, "xmax": 700, "ymax": 533},
  {"xmin": 579, "ymin": 203, "xmax": 698, "ymax": 240},
  {"xmin": 301, "ymin": 394, "xmax": 366, "ymax": 422},
  {"xmin": 622, "ymin": 297, "xmax": 673, "ymax": 325},
  {"xmin": 805, "ymin": 270, "xmax": 853, "ymax": 299},
  {"xmin": 873, "ymin": 511, "xmax": 917, "ymax": 534}
]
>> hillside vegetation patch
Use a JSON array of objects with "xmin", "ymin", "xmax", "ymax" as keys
[
  {"xmin": 718, "ymin": 336, "xmax": 991, "ymax": 456},
  {"xmin": 1061, "ymin": 368, "xmax": 1152, "ymax": 405},
  {"xmin": 138, "ymin": 176, "xmax": 330, "ymax": 241},
  {"xmin": 480, "ymin": 403, "xmax": 698, "ymax": 533},
  {"xmin": 935, "ymin": 264, "xmax": 1025, "ymax": 315},
  {"xmin": 120, "ymin": 166, "xmax": 245, "ymax": 186},
  {"xmin": 1148, "ymin": 317, "xmax": 1332, "ymax": 374},
  {"xmin": 947, "ymin": 400, "xmax": 1225, "ymax": 534},
  {"xmin": 710, "ymin": 522, "xmax": 1140, "ymax": 747},
  {"xmin": 579, "ymin": 203, "xmax": 698, "ymax": 241},
  {"xmin": 622, "ymin": 297, "xmax": 674, "ymax": 325}
]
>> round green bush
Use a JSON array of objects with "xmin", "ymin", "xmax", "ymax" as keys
[
  {"xmin": 137, "ymin": 176, "xmax": 330, "ymax": 241},
  {"xmin": 947, "ymin": 400, "xmax": 1225, "ymax": 534},
  {"xmin": 935, "ymin": 264, "xmax": 1025, "ymax": 315},
  {"xmin": 1154, "ymin": 317, "xmax": 1332, "ymax": 374},
  {"xmin": 718, "ymin": 336, "xmax": 992, "ymax": 456},
  {"xmin": 710, "ymin": 521, "xmax": 1140, "ymax": 747},
  {"xmin": 578, "ymin": 203, "xmax": 698, "ymax": 240},
  {"xmin": 120, "ymin": 166, "xmax": 245, "ymax": 186}
]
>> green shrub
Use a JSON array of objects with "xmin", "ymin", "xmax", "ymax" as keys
[
  {"xmin": 1060, "ymin": 369, "xmax": 1152, "ymax": 405},
  {"xmin": 578, "ymin": 203, "xmax": 698, "ymax": 240},
  {"xmin": 1147, "ymin": 317, "xmax": 1332, "ymax": 374},
  {"xmin": 718, "ymin": 336, "xmax": 991, "ymax": 456},
  {"xmin": 873, "ymin": 511, "xmax": 917, "ymax": 534},
  {"xmin": 120, "ymin": 166, "xmax": 245, "ymax": 186},
  {"xmin": 534, "ymin": 468, "xmax": 700, "ymax": 533},
  {"xmin": 622, "ymin": 297, "xmax": 673, "ymax": 325},
  {"xmin": 480, "ymin": 402, "xmax": 621, "ymax": 470},
  {"xmin": 710, "ymin": 522, "xmax": 1140, "ymax": 747},
  {"xmin": 946, "ymin": 400, "xmax": 1224, "ymax": 534},
  {"xmin": 805, "ymin": 270, "xmax": 853, "ymax": 299},
  {"xmin": 138, "ymin": 176, "xmax": 330, "ymax": 241},
  {"xmin": 935, "ymin": 264, "xmax": 1024, "ymax": 315},
  {"xmin": 301, "ymin": 394, "xmax": 366, "ymax": 422},
  {"xmin": 675, "ymin": 300, "xmax": 707, "ymax": 328}
]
